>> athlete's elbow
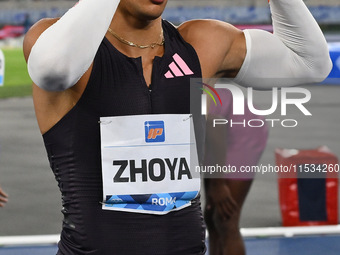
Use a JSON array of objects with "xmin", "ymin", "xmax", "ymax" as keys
[
  {"xmin": 311, "ymin": 40, "xmax": 333, "ymax": 81},
  {"xmin": 309, "ymin": 54, "xmax": 333, "ymax": 84},
  {"xmin": 28, "ymin": 59, "xmax": 73, "ymax": 91},
  {"xmin": 318, "ymin": 54, "xmax": 333, "ymax": 81},
  {"xmin": 37, "ymin": 73, "xmax": 71, "ymax": 92}
]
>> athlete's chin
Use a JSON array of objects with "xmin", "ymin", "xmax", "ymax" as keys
[
  {"xmin": 127, "ymin": 0, "xmax": 167, "ymax": 21},
  {"xmin": 139, "ymin": 7, "xmax": 166, "ymax": 21},
  {"xmin": 141, "ymin": 12, "xmax": 163, "ymax": 21}
]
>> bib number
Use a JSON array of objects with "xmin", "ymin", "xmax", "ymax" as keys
[{"xmin": 100, "ymin": 114, "xmax": 200, "ymax": 214}]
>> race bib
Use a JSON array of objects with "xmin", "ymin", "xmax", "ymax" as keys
[{"xmin": 100, "ymin": 114, "xmax": 200, "ymax": 214}]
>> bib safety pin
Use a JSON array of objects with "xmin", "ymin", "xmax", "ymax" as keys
[{"xmin": 183, "ymin": 114, "xmax": 192, "ymax": 121}]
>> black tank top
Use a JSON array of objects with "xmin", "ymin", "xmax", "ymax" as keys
[{"xmin": 43, "ymin": 20, "xmax": 205, "ymax": 255}]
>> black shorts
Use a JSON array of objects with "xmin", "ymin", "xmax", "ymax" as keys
[{"xmin": 57, "ymin": 196, "xmax": 206, "ymax": 255}]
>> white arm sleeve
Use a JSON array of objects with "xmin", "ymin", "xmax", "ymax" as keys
[
  {"xmin": 27, "ymin": 0, "xmax": 120, "ymax": 91},
  {"xmin": 234, "ymin": 0, "xmax": 332, "ymax": 89}
]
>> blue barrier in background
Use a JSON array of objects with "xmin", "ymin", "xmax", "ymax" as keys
[{"xmin": 323, "ymin": 43, "xmax": 340, "ymax": 84}]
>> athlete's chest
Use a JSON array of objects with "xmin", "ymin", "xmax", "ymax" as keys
[{"xmin": 88, "ymin": 33, "xmax": 201, "ymax": 116}]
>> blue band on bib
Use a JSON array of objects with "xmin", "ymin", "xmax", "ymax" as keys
[{"xmin": 104, "ymin": 191, "xmax": 198, "ymax": 213}]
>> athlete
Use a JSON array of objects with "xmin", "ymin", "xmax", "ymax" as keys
[
  {"xmin": 204, "ymin": 88, "xmax": 269, "ymax": 255},
  {"xmin": 23, "ymin": 0, "xmax": 332, "ymax": 254},
  {"xmin": 0, "ymin": 185, "xmax": 8, "ymax": 207}
]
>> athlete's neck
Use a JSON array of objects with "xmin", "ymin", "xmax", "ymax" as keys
[{"xmin": 108, "ymin": 11, "xmax": 163, "ymax": 55}]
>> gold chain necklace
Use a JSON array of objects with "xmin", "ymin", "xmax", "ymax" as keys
[{"xmin": 107, "ymin": 27, "xmax": 164, "ymax": 49}]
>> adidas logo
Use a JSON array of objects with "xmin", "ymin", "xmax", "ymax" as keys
[{"xmin": 164, "ymin": 53, "xmax": 194, "ymax": 78}]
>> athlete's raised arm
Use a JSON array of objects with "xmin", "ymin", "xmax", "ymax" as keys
[
  {"xmin": 181, "ymin": 0, "xmax": 332, "ymax": 88},
  {"xmin": 23, "ymin": 0, "xmax": 120, "ymax": 91},
  {"xmin": 233, "ymin": 0, "xmax": 332, "ymax": 88}
]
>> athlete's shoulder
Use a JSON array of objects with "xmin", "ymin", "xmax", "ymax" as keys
[
  {"xmin": 177, "ymin": 19, "xmax": 240, "ymax": 45},
  {"xmin": 177, "ymin": 19, "xmax": 244, "ymax": 78},
  {"xmin": 23, "ymin": 18, "xmax": 59, "ymax": 62}
]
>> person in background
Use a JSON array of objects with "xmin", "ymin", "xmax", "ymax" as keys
[
  {"xmin": 23, "ymin": 13, "xmax": 32, "ymax": 34},
  {"xmin": 0, "ymin": 186, "xmax": 8, "ymax": 207},
  {"xmin": 204, "ymin": 88, "xmax": 269, "ymax": 255},
  {"xmin": 0, "ymin": 145, "xmax": 9, "ymax": 207}
]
